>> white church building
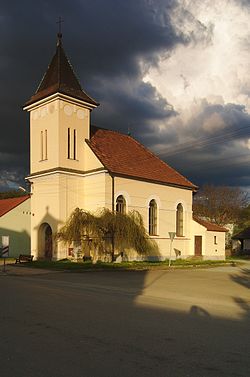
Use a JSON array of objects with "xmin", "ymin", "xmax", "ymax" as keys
[{"xmin": 23, "ymin": 33, "xmax": 227, "ymax": 261}]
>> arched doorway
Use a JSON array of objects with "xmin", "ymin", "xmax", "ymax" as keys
[{"xmin": 38, "ymin": 223, "xmax": 53, "ymax": 260}]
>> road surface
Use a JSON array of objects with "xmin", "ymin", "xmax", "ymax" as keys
[{"xmin": 0, "ymin": 262, "xmax": 250, "ymax": 376}]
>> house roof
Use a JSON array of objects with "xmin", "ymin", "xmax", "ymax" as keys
[
  {"xmin": 0, "ymin": 195, "xmax": 30, "ymax": 217},
  {"xmin": 87, "ymin": 126, "xmax": 197, "ymax": 190},
  {"xmin": 232, "ymin": 227, "xmax": 250, "ymax": 240},
  {"xmin": 25, "ymin": 34, "xmax": 98, "ymax": 107},
  {"xmin": 193, "ymin": 216, "xmax": 228, "ymax": 232}
]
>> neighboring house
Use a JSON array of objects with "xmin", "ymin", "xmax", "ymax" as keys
[
  {"xmin": 22, "ymin": 33, "xmax": 226, "ymax": 261},
  {"xmin": 0, "ymin": 195, "xmax": 31, "ymax": 258},
  {"xmin": 192, "ymin": 217, "xmax": 228, "ymax": 260},
  {"xmin": 231, "ymin": 227, "xmax": 250, "ymax": 253}
]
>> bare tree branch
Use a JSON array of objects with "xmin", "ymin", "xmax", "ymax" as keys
[{"xmin": 193, "ymin": 184, "xmax": 249, "ymax": 226}]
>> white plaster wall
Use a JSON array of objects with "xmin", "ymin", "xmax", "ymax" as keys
[
  {"xmin": 28, "ymin": 98, "xmax": 91, "ymax": 174},
  {"xmin": 27, "ymin": 93, "xmax": 102, "ymax": 260},
  {"xmin": 29, "ymin": 169, "xmax": 226, "ymax": 261},
  {"xmin": 30, "ymin": 171, "xmax": 104, "ymax": 260},
  {"xmin": 204, "ymin": 231, "xmax": 226, "ymax": 260},
  {"xmin": 104, "ymin": 176, "xmax": 194, "ymax": 260},
  {"xmin": 30, "ymin": 174, "xmax": 61, "ymax": 259},
  {"xmin": 30, "ymin": 169, "xmax": 226, "ymax": 261},
  {"xmin": 191, "ymin": 220, "xmax": 206, "ymax": 256},
  {"xmin": 58, "ymin": 100, "xmax": 90, "ymax": 170},
  {"xmin": 83, "ymin": 142, "xmax": 104, "ymax": 171},
  {"xmin": 58, "ymin": 173, "xmax": 85, "ymax": 221},
  {"xmin": 83, "ymin": 172, "xmax": 108, "ymax": 212},
  {"xmin": 30, "ymin": 101, "xmax": 60, "ymax": 173}
]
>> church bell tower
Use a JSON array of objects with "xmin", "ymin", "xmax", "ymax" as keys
[{"xmin": 24, "ymin": 33, "xmax": 99, "ymax": 260}]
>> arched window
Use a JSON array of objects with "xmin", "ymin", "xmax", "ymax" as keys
[
  {"xmin": 149, "ymin": 199, "xmax": 157, "ymax": 235},
  {"xmin": 176, "ymin": 203, "xmax": 184, "ymax": 236},
  {"xmin": 116, "ymin": 195, "xmax": 126, "ymax": 214}
]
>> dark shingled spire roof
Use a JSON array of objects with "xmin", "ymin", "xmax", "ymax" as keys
[{"xmin": 25, "ymin": 34, "xmax": 98, "ymax": 107}]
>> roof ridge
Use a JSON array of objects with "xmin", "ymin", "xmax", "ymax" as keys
[
  {"xmin": 91, "ymin": 125, "xmax": 130, "ymax": 136},
  {"xmin": 128, "ymin": 134, "xmax": 197, "ymax": 189},
  {"xmin": 89, "ymin": 127, "xmax": 197, "ymax": 189}
]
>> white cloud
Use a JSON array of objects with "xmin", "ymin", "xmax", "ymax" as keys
[
  {"xmin": 143, "ymin": 0, "xmax": 250, "ymax": 124},
  {"xmin": 202, "ymin": 112, "xmax": 226, "ymax": 133}
]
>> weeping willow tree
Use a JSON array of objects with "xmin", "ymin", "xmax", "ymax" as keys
[
  {"xmin": 97, "ymin": 208, "xmax": 158, "ymax": 260},
  {"xmin": 57, "ymin": 207, "xmax": 158, "ymax": 261},
  {"xmin": 56, "ymin": 208, "xmax": 103, "ymax": 258}
]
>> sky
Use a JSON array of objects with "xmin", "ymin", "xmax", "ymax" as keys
[{"xmin": 0, "ymin": 0, "xmax": 250, "ymax": 191}]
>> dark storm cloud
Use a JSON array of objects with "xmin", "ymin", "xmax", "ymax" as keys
[
  {"xmin": 156, "ymin": 102, "xmax": 250, "ymax": 188},
  {"xmin": 0, "ymin": 0, "xmax": 182, "ymax": 186},
  {"xmin": 235, "ymin": 0, "xmax": 250, "ymax": 8},
  {"xmin": 0, "ymin": 0, "xmax": 250, "ymax": 192},
  {"xmin": 92, "ymin": 78, "xmax": 177, "ymax": 137}
]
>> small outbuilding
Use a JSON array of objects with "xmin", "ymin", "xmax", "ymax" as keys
[
  {"xmin": 192, "ymin": 216, "xmax": 228, "ymax": 260},
  {"xmin": 0, "ymin": 195, "xmax": 31, "ymax": 258},
  {"xmin": 231, "ymin": 227, "xmax": 250, "ymax": 254}
]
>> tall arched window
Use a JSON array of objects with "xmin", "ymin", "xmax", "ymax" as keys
[
  {"xmin": 176, "ymin": 203, "xmax": 184, "ymax": 236},
  {"xmin": 149, "ymin": 199, "xmax": 157, "ymax": 235},
  {"xmin": 116, "ymin": 195, "xmax": 126, "ymax": 214}
]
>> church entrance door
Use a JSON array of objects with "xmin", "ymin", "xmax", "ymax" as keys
[
  {"xmin": 45, "ymin": 225, "xmax": 52, "ymax": 260},
  {"xmin": 38, "ymin": 223, "xmax": 53, "ymax": 260}
]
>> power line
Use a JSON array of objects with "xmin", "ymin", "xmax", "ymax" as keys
[{"xmin": 157, "ymin": 123, "xmax": 250, "ymax": 158}]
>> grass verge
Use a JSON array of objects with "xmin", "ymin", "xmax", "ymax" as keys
[{"xmin": 9, "ymin": 258, "xmax": 238, "ymax": 271}]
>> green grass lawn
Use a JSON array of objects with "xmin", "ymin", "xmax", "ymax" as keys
[{"xmin": 8, "ymin": 257, "xmax": 238, "ymax": 271}]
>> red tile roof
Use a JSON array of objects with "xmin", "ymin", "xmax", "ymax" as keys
[
  {"xmin": 193, "ymin": 216, "xmax": 228, "ymax": 232},
  {"xmin": 25, "ymin": 35, "xmax": 98, "ymax": 107},
  {"xmin": 88, "ymin": 127, "xmax": 197, "ymax": 190},
  {"xmin": 0, "ymin": 195, "xmax": 30, "ymax": 217}
]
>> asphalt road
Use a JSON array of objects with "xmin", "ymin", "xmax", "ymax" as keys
[{"xmin": 0, "ymin": 263, "xmax": 250, "ymax": 377}]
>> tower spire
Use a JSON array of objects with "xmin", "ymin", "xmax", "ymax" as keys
[{"xmin": 24, "ymin": 30, "xmax": 99, "ymax": 108}]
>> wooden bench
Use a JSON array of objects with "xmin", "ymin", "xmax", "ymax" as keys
[{"xmin": 15, "ymin": 254, "xmax": 34, "ymax": 264}]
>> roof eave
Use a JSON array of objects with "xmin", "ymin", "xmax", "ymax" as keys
[
  {"xmin": 23, "ymin": 92, "xmax": 99, "ymax": 111},
  {"xmin": 109, "ymin": 172, "xmax": 197, "ymax": 190},
  {"xmin": 193, "ymin": 216, "xmax": 228, "ymax": 232},
  {"xmin": 0, "ymin": 195, "xmax": 30, "ymax": 218}
]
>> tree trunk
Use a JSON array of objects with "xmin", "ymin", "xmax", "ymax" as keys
[{"xmin": 111, "ymin": 232, "xmax": 115, "ymax": 262}]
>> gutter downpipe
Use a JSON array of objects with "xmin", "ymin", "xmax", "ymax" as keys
[
  {"xmin": 111, "ymin": 174, "xmax": 115, "ymax": 212},
  {"xmin": 111, "ymin": 174, "xmax": 115, "ymax": 261}
]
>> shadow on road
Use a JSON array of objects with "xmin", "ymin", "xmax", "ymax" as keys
[
  {"xmin": 230, "ymin": 267, "xmax": 250, "ymax": 289},
  {"xmin": 189, "ymin": 305, "xmax": 211, "ymax": 318},
  {"xmin": 1, "ymin": 267, "xmax": 250, "ymax": 377},
  {"xmin": 230, "ymin": 265, "xmax": 250, "ymax": 323}
]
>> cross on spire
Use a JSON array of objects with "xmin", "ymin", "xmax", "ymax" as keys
[
  {"xmin": 57, "ymin": 16, "xmax": 64, "ymax": 34},
  {"xmin": 56, "ymin": 17, "xmax": 64, "ymax": 45}
]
